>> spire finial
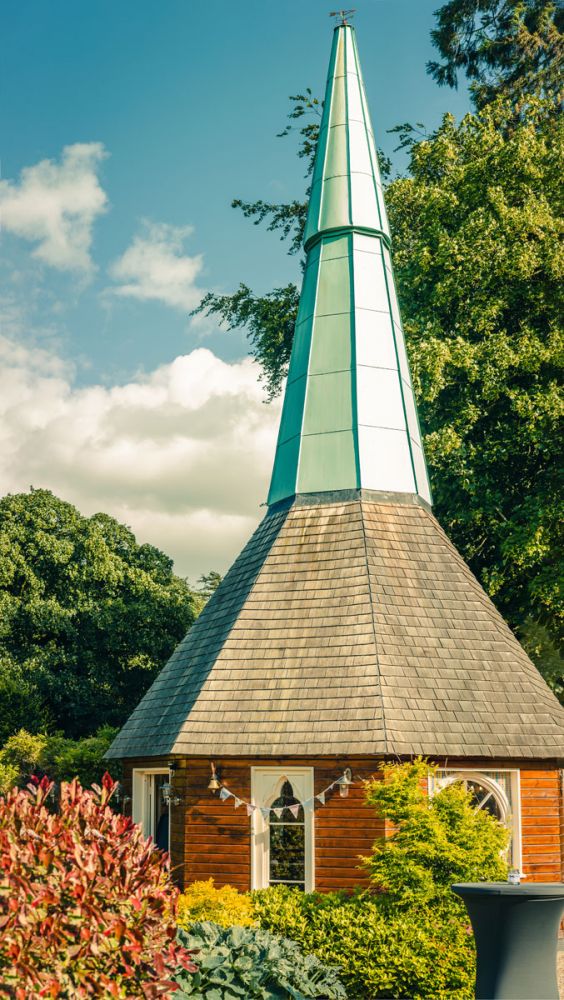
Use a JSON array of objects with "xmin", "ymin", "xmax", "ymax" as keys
[{"xmin": 329, "ymin": 9, "xmax": 356, "ymax": 26}]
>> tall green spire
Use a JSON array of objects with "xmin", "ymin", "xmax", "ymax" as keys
[{"xmin": 268, "ymin": 24, "xmax": 432, "ymax": 507}]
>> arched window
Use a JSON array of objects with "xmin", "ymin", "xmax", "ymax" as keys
[
  {"xmin": 432, "ymin": 769, "xmax": 521, "ymax": 868},
  {"xmin": 251, "ymin": 767, "xmax": 314, "ymax": 891},
  {"xmin": 269, "ymin": 780, "xmax": 305, "ymax": 888}
]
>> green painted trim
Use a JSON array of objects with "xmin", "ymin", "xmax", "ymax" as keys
[
  {"xmin": 315, "ymin": 27, "xmax": 339, "ymax": 240},
  {"xmin": 294, "ymin": 233, "xmax": 323, "ymax": 497},
  {"xmin": 267, "ymin": 488, "xmax": 434, "ymax": 516},
  {"xmin": 383, "ymin": 247, "xmax": 433, "ymax": 503},
  {"xmin": 304, "ymin": 225, "xmax": 391, "ymax": 254},
  {"xmin": 350, "ymin": 30, "xmax": 385, "ymax": 234},
  {"xmin": 380, "ymin": 251, "xmax": 419, "ymax": 496}
]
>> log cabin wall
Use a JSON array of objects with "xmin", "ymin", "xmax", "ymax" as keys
[
  {"xmin": 180, "ymin": 756, "xmax": 385, "ymax": 893},
  {"xmin": 120, "ymin": 756, "xmax": 563, "ymax": 891}
]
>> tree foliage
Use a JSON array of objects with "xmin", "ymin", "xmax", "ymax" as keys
[
  {"xmin": 386, "ymin": 98, "xmax": 563, "ymax": 686},
  {"xmin": 0, "ymin": 726, "xmax": 122, "ymax": 795},
  {"xmin": 0, "ymin": 489, "xmax": 198, "ymax": 740},
  {"xmin": 428, "ymin": 0, "xmax": 563, "ymax": 108}
]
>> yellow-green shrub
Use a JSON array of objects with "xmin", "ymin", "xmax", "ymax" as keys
[{"xmin": 177, "ymin": 878, "xmax": 255, "ymax": 929}]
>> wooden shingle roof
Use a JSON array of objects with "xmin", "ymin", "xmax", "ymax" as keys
[{"xmin": 106, "ymin": 493, "xmax": 564, "ymax": 761}]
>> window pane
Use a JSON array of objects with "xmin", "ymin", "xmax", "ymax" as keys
[
  {"xmin": 270, "ymin": 823, "xmax": 305, "ymax": 884},
  {"xmin": 270, "ymin": 780, "xmax": 304, "ymax": 822}
]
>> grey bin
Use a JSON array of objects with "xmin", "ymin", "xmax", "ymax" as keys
[{"xmin": 452, "ymin": 882, "xmax": 564, "ymax": 1000}]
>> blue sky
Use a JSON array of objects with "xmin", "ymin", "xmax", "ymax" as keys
[{"xmin": 0, "ymin": 0, "xmax": 470, "ymax": 577}]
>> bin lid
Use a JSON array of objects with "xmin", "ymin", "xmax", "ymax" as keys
[{"xmin": 452, "ymin": 882, "xmax": 564, "ymax": 897}]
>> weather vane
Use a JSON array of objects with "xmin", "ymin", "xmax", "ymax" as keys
[{"xmin": 329, "ymin": 9, "xmax": 356, "ymax": 26}]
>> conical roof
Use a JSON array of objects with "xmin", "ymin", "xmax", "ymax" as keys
[
  {"xmin": 106, "ymin": 24, "xmax": 564, "ymax": 763},
  {"xmin": 107, "ymin": 494, "xmax": 564, "ymax": 760},
  {"xmin": 268, "ymin": 24, "xmax": 431, "ymax": 508}
]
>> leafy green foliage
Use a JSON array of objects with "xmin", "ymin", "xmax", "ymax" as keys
[
  {"xmin": 174, "ymin": 921, "xmax": 346, "ymax": 1000},
  {"xmin": 0, "ymin": 489, "xmax": 199, "ymax": 739},
  {"xmin": 0, "ymin": 726, "xmax": 121, "ymax": 795},
  {"xmin": 252, "ymin": 887, "xmax": 474, "ymax": 1000},
  {"xmin": 362, "ymin": 760, "xmax": 509, "ymax": 908},
  {"xmin": 251, "ymin": 760, "xmax": 510, "ymax": 999},
  {"xmin": 194, "ymin": 283, "xmax": 300, "ymax": 401},
  {"xmin": 0, "ymin": 773, "xmax": 197, "ymax": 997},
  {"xmin": 386, "ymin": 98, "xmax": 563, "ymax": 691},
  {"xmin": 428, "ymin": 0, "xmax": 563, "ymax": 108},
  {"xmin": 177, "ymin": 878, "xmax": 256, "ymax": 930}
]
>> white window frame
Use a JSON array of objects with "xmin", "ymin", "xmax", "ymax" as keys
[
  {"xmin": 429, "ymin": 768, "xmax": 522, "ymax": 870},
  {"xmin": 251, "ymin": 766, "xmax": 315, "ymax": 892},
  {"xmin": 132, "ymin": 767, "xmax": 170, "ymax": 843}
]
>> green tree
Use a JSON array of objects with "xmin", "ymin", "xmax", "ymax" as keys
[
  {"xmin": 428, "ymin": 0, "xmax": 563, "ymax": 108},
  {"xmin": 386, "ymin": 98, "xmax": 563, "ymax": 690},
  {"xmin": 0, "ymin": 489, "xmax": 199, "ymax": 739}
]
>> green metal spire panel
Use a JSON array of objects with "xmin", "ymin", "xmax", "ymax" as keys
[{"xmin": 268, "ymin": 24, "xmax": 432, "ymax": 508}]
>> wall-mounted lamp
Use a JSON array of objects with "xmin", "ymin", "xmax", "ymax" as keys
[
  {"xmin": 208, "ymin": 762, "xmax": 221, "ymax": 792},
  {"xmin": 339, "ymin": 767, "xmax": 353, "ymax": 798},
  {"xmin": 161, "ymin": 761, "xmax": 183, "ymax": 807}
]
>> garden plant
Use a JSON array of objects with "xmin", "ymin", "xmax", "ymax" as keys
[{"xmin": 0, "ymin": 773, "xmax": 196, "ymax": 998}]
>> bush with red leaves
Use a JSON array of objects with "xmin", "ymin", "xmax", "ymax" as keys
[{"xmin": 0, "ymin": 772, "xmax": 197, "ymax": 998}]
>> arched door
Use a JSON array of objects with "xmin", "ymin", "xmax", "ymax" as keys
[{"xmin": 251, "ymin": 767, "xmax": 314, "ymax": 891}]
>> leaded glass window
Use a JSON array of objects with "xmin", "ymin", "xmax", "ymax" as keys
[{"xmin": 268, "ymin": 780, "xmax": 305, "ymax": 888}]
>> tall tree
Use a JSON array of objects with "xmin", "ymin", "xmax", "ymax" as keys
[
  {"xmin": 428, "ymin": 0, "xmax": 563, "ymax": 108},
  {"xmin": 385, "ymin": 98, "xmax": 563, "ymax": 698},
  {"xmin": 0, "ymin": 489, "xmax": 199, "ymax": 739}
]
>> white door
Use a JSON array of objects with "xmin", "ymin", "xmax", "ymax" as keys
[
  {"xmin": 251, "ymin": 767, "xmax": 314, "ymax": 891},
  {"xmin": 132, "ymin": 769, "xmax": 170, "ymax": 850}
]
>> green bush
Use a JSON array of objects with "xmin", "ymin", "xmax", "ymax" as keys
[
  {"xmin": 174, "ymin": 921, "xmax": 347, "ymax": 999},
  {"xmin": 251, "ymin": 760, "xmax": 510, "ymax": 999},
  {"xmin": 0, "ymin": 725, "xmax": 121, "ymax": 793}
]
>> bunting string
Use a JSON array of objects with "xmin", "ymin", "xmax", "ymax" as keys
[{"xmin": 216, "ymin": 776, "xmax": 349, "ymax": 818}]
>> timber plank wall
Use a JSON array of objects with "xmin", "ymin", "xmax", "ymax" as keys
[{"xmin": 121, "ymin": 757, "xmax": 563, "ymax": 891}]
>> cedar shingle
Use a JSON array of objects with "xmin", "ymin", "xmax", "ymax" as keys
[{"xmin": 106, "ymin": 496, "xmax": 564, "ymax": 760}]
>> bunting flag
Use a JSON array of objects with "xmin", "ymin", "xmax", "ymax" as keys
[{"xmin": 213, "ymin": 775, "xmax": 351, "ymax": 819}]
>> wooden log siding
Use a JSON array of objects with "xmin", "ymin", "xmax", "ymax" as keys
[{"xmin": 120, "ymin": 757, "xmax": 563, "ymax": 891}]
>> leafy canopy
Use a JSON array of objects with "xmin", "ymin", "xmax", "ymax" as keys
[
  {"xmin": 0, "ymin": 489, "xmax": 199, "ymax": 740},
  {"xmin": 428, "ymin": 0, "xmax": 563, "ymax": 108},
  {"xmin": 386, "ymin": 97, "xmax": 563, "ymax": 691}
]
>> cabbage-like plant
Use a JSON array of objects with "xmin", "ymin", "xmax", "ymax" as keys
[
  {"xmin": 174, "ymin": 921, "xmax": 347, "ymax": 999},
  {"xmin": 0, "ymin": 773, "xmax": 196, "ymax": 998}
]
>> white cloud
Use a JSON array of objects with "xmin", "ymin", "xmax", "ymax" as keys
[
  {"xmin": 109, "ymin": 222, "xmax": 206, "ymax": 311},
  {"xmin": 0, "ymin": 336, "xmax": 280, "ymax": 578},
  {"xmin": 0, "ymin": 143, "xmax": 108, "ymax": 273}
]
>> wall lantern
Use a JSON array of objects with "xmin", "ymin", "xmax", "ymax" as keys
[
  {"xmin": 339, "ymin": 767, "xmax": 353, "ymax": 797},
  {"xmin": 161, "ymin": 760, "xmax": 182, "ymax": 807},
  {"xmin": 208, "ymin": 762, "xmax": 222, "ymax": 792}
]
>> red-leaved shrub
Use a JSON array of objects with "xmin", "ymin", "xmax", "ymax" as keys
[{"xmin": 0, "ymin": 773, "xmax": 196, "ymax": 998}]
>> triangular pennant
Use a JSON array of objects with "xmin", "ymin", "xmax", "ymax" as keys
[
  {"xmin": 260, "ymin": 807, "xmax": 270, "ymax": 820},
  {"xmin": 273, "ymin": 807, "xmax": 284, "ymax": 819},
  {"xmin": 303, "ymin": 798, "xmax": 314, "ymax": 812},
  {"xmin": 289, "ymin": 803, "xmax": 300, "ymax": 818},
  {"xmin": 316, "ymin": 791, "xmax": 326, "ymax": 805},
  {"xmin": 246, "ymin": 803, "xmax": 255, "ymax": 816},
  {"xmin": 219, "ymin": 787, "xmax": 231, "ymax": 801},
  {"xmin": 233, "ymin": 797, "xmax": 242, "ymax": 809}
]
